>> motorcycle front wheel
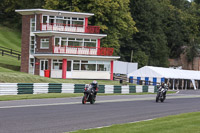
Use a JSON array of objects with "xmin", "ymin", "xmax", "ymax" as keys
[
  {"xmin": 160, "ymin": 97, "xmax": 164, "ymax": 102},
  {"xmin": 160, "ymin": 93, "xmax": 164, "ymax": 102},
  {"xmin": 82, "ymin": 94, "xmax": 87, "ymax": 104},
  {"xmin": 156, "ymin": 96, "xmax": 159, "ymax": 102},
  {"xmin": 156, "ymin": 92, "xmax": 160, "ymax": 102}
]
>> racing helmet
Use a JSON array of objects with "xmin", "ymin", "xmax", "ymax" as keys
[{"xmin": 92, "ymin": 80, "xmax": 98, "ymax": 84}]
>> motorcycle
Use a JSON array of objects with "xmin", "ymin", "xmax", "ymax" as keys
[
  {"xmin": 82, "ymin": 84, "xmax": 96, "ymax": 104},
  {"xmin": 156, "ymin": 87, "xmax": 167, "ymax": 102}
]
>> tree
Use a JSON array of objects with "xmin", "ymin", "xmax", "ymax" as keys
[
  {"xmin": 170, "ymin": 0, "xmax": 191, "ymax": 10},
  {"xmin": 44, "ymin": 0, "xmax": 138, "ymax": 55},
  {"xmin": 186, "ymin": 38, "xmax": 200, "ymax": 69},
  {"xmin": 184, "ymin": 1, "xmax": 200, "ymax": 68},
  {"xmin": 43, "ymin": 0, "xmax": 71, "ymax": 10},
  {"xmin": 132, "ymin": 51, "xmax": 148, "ymax": 68},
  {"xmin": 129, "ymin": 0, "xmax": 169, "ymax": 67},
  {"xmin": 0, "ymin": 0, "xmax": 45, "ymax": 29},
  {"xmin": 128, "ymin": 0, "xmax": 200, "ymax": 67},
  {"xmin": 194, "ymin": 0, "xmax": 200, "ymax": 4}
]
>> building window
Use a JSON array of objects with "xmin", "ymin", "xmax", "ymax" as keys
[
  {"xmin": 73, "ymin": 60, "xmax": 80, "ymax": 70},
  {"xmin": 84, "ymin": 39, "xmax": 96, "ymax": 47},
  {"xmin": 41, "ymin": 60, "xmax": 48, "ymax": 70},
  {"xmin": 29, "ymin": 58, "xmax": 34, "ymax": 74},
  {"xmin": 68, "ymin": 38, "xmax": 83, "ymax": 47},
  {"xmin": 30, "ymin": 36, "xmax": 35, "ymax": 54},
  {"xmin": 43, "ymin": 16, "xmax": 48, "ymax": 24},
  {"xmin": 72, "ymin": 17, "xmax": 84, "ymax": 26},
  {"xmin": 52, "ymin": 59, "xmax": 62, "ymax": 70},
  {"xmin": 97, "ymin": 61, "xmax": 110, "ymax": 71},
  {"xmin": 41, "ymin": 38, "xmax": 49, "ymax": 49},
  {"xmin": 67, "ymin": 61, "xmax": 71, "ymax": 71},
  {"xmin": 30, "ymin": 18, "xmax": 35, "ymax": 32},
  {"xmin": 72, "ymin": 60, "xmax": 110, "ymax": 71},
  {"xmin": 43, "ymin": 15, "xmax": 84, "ymax": 27},
  {"xmin": 55, "ymin": 37, "xmax": 60, "ymax": 46},
  {"xmin": 54, "ymin": 37, "xmax": 97, "ymax": 48},
  {"xmin": 81, "ymin": 61, "xmax": 96, "ymax": 71},
  {"xmin": 61, "ymin": 38, "xmax": 67, "ymax": 47}
]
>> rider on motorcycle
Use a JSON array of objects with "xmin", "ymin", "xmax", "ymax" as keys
[
  {"xmin": 90, "ymin": 80, "xmax": 99, "ymax": 100},
  {"xmin": 158, "ymin": 82, "xmax": 168, "ymax": 98}
]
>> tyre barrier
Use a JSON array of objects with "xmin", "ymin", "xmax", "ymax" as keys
[{"xmin": 0, "ymin": 83, "xmax": 158, "ymax": 95}]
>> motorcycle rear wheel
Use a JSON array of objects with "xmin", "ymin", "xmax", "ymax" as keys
[{"xmin": 82, "ymin": 94, "xmax": 87, "ymax": 104}]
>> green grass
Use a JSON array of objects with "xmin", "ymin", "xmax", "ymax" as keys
[
  {"xmin": 70, "ymin": 112, "xmax": 200, "ymax": 133},
  {"xmin": 0, "ymin": 25, "xmax": 21, "ymax": 51},
  {"xmin": 0, "ymin": 93, "xmax": 83, "ymax": 101},
  {"xmin": 0, "ymin": 25, "xmax": 21, "ymax": 72},
  {"xmin": 0, "ymin": 56, "xmax": 20, "ymax": 71},
  {"xmin": 0, "ymin": 70, "xmax": 125, "ymax": 84}
]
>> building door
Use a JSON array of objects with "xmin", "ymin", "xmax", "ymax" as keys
[
  {"xmin": 66, "ymin": 61, "xmax": 72, "ymax": 78},
  {"xmin": 40, "ymin": 60, "xmax": 48, "ymax": 76}
]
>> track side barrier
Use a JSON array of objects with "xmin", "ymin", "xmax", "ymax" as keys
[
  {"xmin": 0, "ymin": 83, "xmax": 157, "ymax": 95},
  {"xmin": 0, "ymin": 83, "xmax": 18, "ymax": 95}
]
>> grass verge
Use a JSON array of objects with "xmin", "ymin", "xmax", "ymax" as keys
[
  {"xmin": 70, "ymin": 112, "xmax": 200, "ymax": 133},
  {"xmin": 0, "ymin": 92, "xmax": 176, "ymax": 101},
  {"xmin": 0, "ymin": 93, "xmax": 83, "ymax": 101},
  {"xmin": 0, "ymin": 71, "xmax": 128, "ymax": 85},
  {"xmin": 0, "ymin": 25, "xmax": 21, "ymax": 51}
]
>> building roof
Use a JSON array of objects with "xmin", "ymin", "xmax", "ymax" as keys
[
  {"xmin": 15, "ymin": 9, "xmax": 94, "ymax": 18},
  {"xmin": 128, "ymin": 66, "xmax": 200, "ymax": 80}
]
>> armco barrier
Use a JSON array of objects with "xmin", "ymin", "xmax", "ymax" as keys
[
  {"xmin": 0, "ymin": 83, "xmax": 158, "ymax": 95},
  {"xmin": 121, "ymin": 86, "xmax": 129, "ymax": 94},
  {"xmin": 74, "ymin": 84, "xmax": 85, "ymax": 93},
  {"xmin": 136, "ymin": 86, "xmax": 143, "ymax": 93},
  {"xmin": 105, "ymin": 85, "xmax": 114, "ymax": 93},
  {"xmin": 0, "ymin": 83, "xmax": 18, "ymax": 95},
  {"xmin": 98, "ymin": 85, "xmax": 105, "ymax": 93},
  {"xmin": 17, "ymin": 83, "xmax": 33, "ymax": 94},
  {"xmin": 34, "ymin": 83, "xmax": 48, "ymax": 94},
  {"xmin": 143, "ymin": 86, "xmax": 148, "ymax": 92},
  {"xmin": 148, "ymin": 86, "xmax": 155, "ymax": 93},
  {"xmin": 114, "ymin": 86, "xmax": 121, "ymax": 93},
  {"xmin": 49, "ymin": 83, "xmax": 62, "ymax": 93},
  {"xmin": 62, "ymin": 83, "xmax": 74, "ymax": 93},
  {"xmin": 129, "ymin": 86, "xmax": 136, "ymax": 93}
]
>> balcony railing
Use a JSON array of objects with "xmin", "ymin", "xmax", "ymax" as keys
[
  {"xmin": 40, "ymin": 23, "xmax": 100, "ymax": 34},
  {"xmin": 53, "ymin": 46, "xmax": 114, "ymax": 56}
]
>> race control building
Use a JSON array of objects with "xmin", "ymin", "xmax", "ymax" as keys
[{"xmin": 16, "ymin": 9, "xmax": 120, "ymax": 80}]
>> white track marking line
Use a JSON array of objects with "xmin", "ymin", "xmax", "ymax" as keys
[
  {"xmin": 0, "ymin": 95, "xmax": 200, "ymax": 109},
  {"xmin": 0, "ymin": 102, "xmax": 80, "ymax": 109}
]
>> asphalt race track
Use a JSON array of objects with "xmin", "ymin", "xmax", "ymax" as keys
[{"xmin": 0, "ymin": 91, "xmax": 200, "ymax": 133}]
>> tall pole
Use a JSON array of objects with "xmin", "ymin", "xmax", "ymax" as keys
[{"xmin": 130, "ymin": 50, "xmax": 133, "ymax": 62}]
